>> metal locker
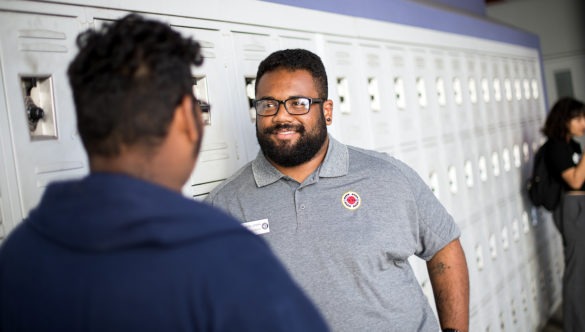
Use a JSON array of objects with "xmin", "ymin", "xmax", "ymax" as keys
[
  {"xmin": 0, "ymin": 65, "xmax": 14, "ymax": 238},
  {"xmin": 479, "ymin": 55, "xmax": 499, "ymax": 132},
  {"xmin": 323, "ymin": 37, "xmax": 373, "ymax": 149},
  {"xmin": 172, "ymin": 25, "xmax": 247, "ymax": 199},
  {"xmin": 357, "ymin": 42, "xmax": 398, "ymax": 155},
  {"xmin": 450, "ymin": 52, "xmax": 475, "ymax": 138},
  {"xmin": 441, "ymin": 138, "xmax": 471, "ymax": 226},
  {"xmin": 433, "ymin": 50, "xmax": 458, "ymax": 142},
  {"xmin": 278, "ymin": 33, "xmax": 316, "ymax": 52},
  {"xmin": 228, "ymin": 30, "xmax": 275, "ymax": 163},
  {"xmin": 508, "ymin": 59, "xmax": 525, "ymax": 126},
  {"xmin": 386, "ymin": 45, "xmax": 422, "ymax": 148},
  {"xmin": 409, "ymin": 47, "xmax": 442, "ymax": 146},
  {"xmin": 0, "ymin": 12, "xmax": 87, "ymax": 232},
  {"xmin": 492, "ymin": 57, "xmax": 511, "ymax": 129}
]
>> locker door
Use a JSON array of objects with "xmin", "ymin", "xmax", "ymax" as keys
[
  {"xmin": 466, "ymin": 53, "xmax": 486, "ymax": 135},
  {"xmin": 528, "ymin": 59, "xmax": 546, "ymax": 124},
  {"xmin": 409, "ymin": 47, "xmax": 441, "ymax": 145},
  {"xmin": 512, "ymin": 59, "xmax": 526, "ymax": 127},
  {"xmin": 440, "ymin": 138, "xmax": 469, "ymax": 224},
  {"xmin": 172, "ymin": 26, "xmax": 245, "ymax": 198},
  {"xmin": 278, "ymin": 33, "xmax": 316, "ymax": 52},
  {"xmin": 0, "ymin": 12, "xmax": 87, "ymax": 232},
  {"xmin": 0, "ymin": 61, "xmax": 16, "ymax": 237},
  {"xmin": 483, "ymin": 57, "xmax": 499, "ymax": 132},
  {"xmin": 449, "ymin": 52, "xmax": 473, "ymax": 137},
  {"xmin": 433, "ymin": 50, "xmax": 457, "ymax": 141},
  {"xmin": 518, "ymin": 61, "xmax": 533, "ymax": 124},
  {"xmin": 358, "ymin": 43, "xmax": 397, "ymax": 154},
  {"xmin": 324, "ymin": 38, "xmax": 373, "ymax": 149},
  {"xmin": 462, "ymin": 213, "xmax": 499, "ymax": 330},
  {"xmin": 387, "ymin": 45, "xmax": 421, "ymax": 148},
  {"xmin": 229, "ymin": 30, "xmax": 275, "ymax": 162},
  {"xmin": 491, "ymin": 57, "xmax": 509, "ymax": 129}
]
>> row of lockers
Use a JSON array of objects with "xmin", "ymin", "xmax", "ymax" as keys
[
  {"xmin": 0, "ymin": 7, "xmax": 546, "ymax": 223},
  {"xmin": 0, "ymin": 1, "xmax": 558, "ymax": 331}
]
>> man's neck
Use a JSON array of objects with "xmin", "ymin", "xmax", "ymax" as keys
[
  {"xmin": 89, "ymin": 145, "xmax": 183, "ymax": 192},
  {"xmin": 268, "ymin": 137, "xmax": 330, "ymax": 183}
]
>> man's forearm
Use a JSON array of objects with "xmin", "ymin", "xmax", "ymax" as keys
[{"xmin": 427, "ymin": 239, "xmax": 470, "ymax": 332}]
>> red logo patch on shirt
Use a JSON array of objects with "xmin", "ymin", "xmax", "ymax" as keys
[{"xmin": 342, "ymin": 191, "xmax": 361, "ymax": 210}]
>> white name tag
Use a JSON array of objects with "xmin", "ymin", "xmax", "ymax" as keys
[{"xmin": 242, "ymin": 219, "xmax": 270, "ymax": 235}]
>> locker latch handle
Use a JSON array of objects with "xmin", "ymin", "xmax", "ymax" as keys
[{"xmin": 22, "ymin": 78, "xmax": 45, "ymax": 132}]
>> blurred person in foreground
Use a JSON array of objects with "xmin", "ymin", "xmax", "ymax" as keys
[
  {"xmin": 0, "ymin": 14, "xmax": 328, "ymax": 332},
  {"xmin": 541, "ymin": 96, "xmax": 585, "ymax": 332}
]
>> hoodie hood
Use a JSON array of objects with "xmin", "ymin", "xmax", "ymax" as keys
[{"xmin": 27, "ymin": 173, "xmax": 242, "ymax": 252}]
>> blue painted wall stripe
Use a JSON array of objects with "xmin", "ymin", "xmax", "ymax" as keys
[{"xmin": 262, "ymin": 0, "xmax": 540, "ymax": 49}]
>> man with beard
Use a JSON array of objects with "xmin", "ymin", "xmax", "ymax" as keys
[
  {"xmin": 206, "ymin": 49, "xmax": 469, "ymax": 332},
  {"xmin": 0, "ymin": 17, "xmax": 328, "ymax": 331}
]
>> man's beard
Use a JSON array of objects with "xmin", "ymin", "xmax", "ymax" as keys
[{"xmin": 256, "ymin": 113, "xmax": 328, "ymax": 167}]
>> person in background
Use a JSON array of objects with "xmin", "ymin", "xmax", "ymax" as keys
[
  {"xmin": 206, "ymin": 48, "xmax": 469, "ymax": 332},
  {"xmin": 541, "ymin": 96, "xmax": 585, "ymax": 332},
  {"xmin": 0, "ymin": 15, "xmax": 328, "ymax": 332}
]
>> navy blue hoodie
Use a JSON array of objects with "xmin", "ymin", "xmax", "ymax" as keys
[{"xmin": 0, "ymin": 173, "xmax": 328, "ymax": 331}]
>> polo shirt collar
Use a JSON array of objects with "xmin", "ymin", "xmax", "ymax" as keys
[{"xmin": 252, "ymin": 135, "xmax": 349, "ymax": 188}]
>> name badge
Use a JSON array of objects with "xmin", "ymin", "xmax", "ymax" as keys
[{"xmin": 242, "ymin": 219, "xmax": 270, "ymax": 235}]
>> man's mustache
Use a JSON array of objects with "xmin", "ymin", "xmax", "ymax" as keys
[{"xmin": 262, "ymin": 123, "xmax": 305, "ymax": 135}]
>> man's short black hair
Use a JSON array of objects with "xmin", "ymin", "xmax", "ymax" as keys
[
  {"xmin": 255, "ymin": 49, "xmax": 328, "ymax": 99},
  {"xmin": 67, "ymin": 14, "xmax": 203, "ymax": 156}
]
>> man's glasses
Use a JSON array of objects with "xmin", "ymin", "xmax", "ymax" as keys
[{"xmin": 253, "ymin": 97, "xmax": 323, "ymax": 116}]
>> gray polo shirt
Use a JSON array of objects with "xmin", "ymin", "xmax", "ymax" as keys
[{"xmin": 206, "ymin": 136, "xmax": 460, "ymax": 331}]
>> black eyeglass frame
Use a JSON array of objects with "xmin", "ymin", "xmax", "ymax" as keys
[{"xmin": 253, "ymin": 97, "xmax": 324, "ymax": 117}]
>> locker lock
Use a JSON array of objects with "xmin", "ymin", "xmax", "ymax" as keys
[
  {"xmin": 22, "ymin": 78, "xmax": 45, "ymax": 132},
  {"xmin": 20, "ymin": 75, "xmax": 57, "ymax": 139}
]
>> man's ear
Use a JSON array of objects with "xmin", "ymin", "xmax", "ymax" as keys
[
  {"xmin": 175, "ymin": 95, "xmax": 199, "ymax": 142},
  {"xmin": 323, "ymin": 99, "xmax": 333, "ymax": 125}
]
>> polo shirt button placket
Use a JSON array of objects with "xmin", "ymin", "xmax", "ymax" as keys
[
  {"xmin": 295, "ymin": 189, "xmax": 306, "ymax": 227},
  {"xmin": 297, "ymin": 202, "xmax": 306, "ymax": 228}
]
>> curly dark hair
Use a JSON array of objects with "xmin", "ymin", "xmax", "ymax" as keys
[
  {"xmin": 541, "ymin": 97, "xmax": 585, "ymax": 140},
  {"xmin": 67, "ymin": 13, "xmax": 203, "ymax": 157},
  {"xmin": 255, "ymin": 49, "xmax": 328, "ymax": 99}
]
